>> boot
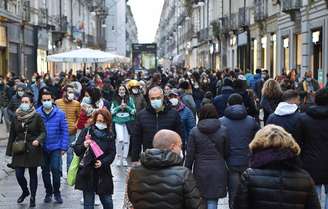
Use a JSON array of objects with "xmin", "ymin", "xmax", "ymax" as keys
[
  {"xmin": 29, "ymin": 196, "xmax": 36, "ymax": 207},
  {"xmin": 17, "ymin": 191, "xmax": 30, "ymax": 203}
]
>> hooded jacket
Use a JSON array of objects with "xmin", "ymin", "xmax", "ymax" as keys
[
  {"xmin": 37, "ymin": 106, "xmax": 69, "ymax": 152},
  {"xmin": 128, "ymin": 149, "xmax": 205, "ymax": 209},
  {"xmin": 300, "ymin": 105, "xmax": 328, "ymax": 184},
  {"xmin": 219, "ymin": 105, "xmax": 259, "ymax": 168},
  {"xmin": 213, "ymin": 86, "xmax": 234, "ymax": 117},
  {"xmin": 267, "ymin": 102, "xmax": 302, "ymax": 145},
  {"xmin": 185, "ymin": 119, "xmax": 229, "ymax": 199},
  {"xmin": 131, "ymin": 104, "xmax": 183, "ymax": 161}
]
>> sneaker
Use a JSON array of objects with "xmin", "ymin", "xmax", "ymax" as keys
[
  {"xmin": 122, "ymin": 159, "xmax": 128, "ymax": 167},
  {"xmin": 54, "ymin": 194, "xmax": 63, "ymax": 204},
  {"xmin": 95, "ymin": 196, "xmax": 101, "ymax": 206},
  {"xmin": 44, "ymin": 194, "xmax": 52, "ymax": 203}
]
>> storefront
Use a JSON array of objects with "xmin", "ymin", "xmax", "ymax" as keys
[
  {"xmin": 237, "ymin": 31, "xmax": 250, "ymax": 72},
  {"xmin": 37, "ymin": 29, "xmax": 49, "ymax": 75},
  {"xmin": 24, "ymin": 26, "xmax": 35, "ymax": 79},
  {"xmin": 0, "ymin": 24, "xmax": 7, "ymax": 76},
  {"xmin": 7, "ymin": 23, "xmax": 20, "ymax": 76},
  {"xmin": 311, "ymin": 29, "xmax": 323, "ymax": 81}
]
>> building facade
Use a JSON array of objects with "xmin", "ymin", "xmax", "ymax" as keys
[
  {"xmin": 106, "ymin": 0, "xmax": 138, "ymax": 57},
  {"xmin": 156, "ymin": 0, "xmax": 328, "ymax": 85},
  {"xmin": 0, "ymin": 0, "xmax": 108, "ymax": 77}
]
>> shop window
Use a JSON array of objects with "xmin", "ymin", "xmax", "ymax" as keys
[
  {"xmin": 311, "ymin": 29, "xmax": 323, "ymax": 81},
  {"xmin": 283, "ymin": 37, "xmax": 289, "ymax": 73}
]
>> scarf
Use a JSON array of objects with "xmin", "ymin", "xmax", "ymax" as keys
[
  {"xmin": 250, "ymin": 148, "xmax": 296, "ymax": 168},
  {"xmin": 16, "ymin": 106, "xmax": 36, "ymax": 122}
]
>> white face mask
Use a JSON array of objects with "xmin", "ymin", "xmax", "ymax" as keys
[
  {"xmin": 179, "ymin": 150, "xmax": 184, "ymax": 159},
  {"xmin": 95, "ymin": 122, "xmax": 107, "ymax": 130},
  {"xmin": 169, "ymin": 98, "xmax": 179, "ymax": 106},
  {"xmin": 132, "ymin": 88, "xmax": 139, "ymax": 94},
  {"xmin": 67, "ymin": 93, "xmax": 75, "ymax": 101}
]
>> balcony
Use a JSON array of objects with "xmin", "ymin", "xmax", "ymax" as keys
[
  {"xmin": 281, "ymin": 0, "xmax": 302, "ymax": 13},
  {"xmin": 254, "ymin": 0, "xmax": 267, "ymax": 22},
  {"xmin": 220, "ymin": 16, "xmax": 230, "ymax": 34},
  {"xmin": 38, "ymin": 8, "xmax": 48, "ymax": 27},
  {"xmin": 230, "ymin": 13, "xmax": 239, "ymax": 31},
  {"xmin": 197, "ymin": 28, "xmax": 209, "ymax": 42}
]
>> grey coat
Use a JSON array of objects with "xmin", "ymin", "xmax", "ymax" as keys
[{"xmin": 185, "ymin": 119, "xmax": 229, "ymax": 199}]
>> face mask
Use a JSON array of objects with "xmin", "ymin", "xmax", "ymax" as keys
[
  {"xmin": 132, "ymin": 88, "xmax": 139, "ymax": 94},
  {"xmin": 17, "ymin": 91, "xmax": 24, "ymax": 97},
  {"xmin": 306, "ymin": 78, "xmax": 311, "ymax": 82},
  {"xmin": 43, "ymin": 101, "xmax": 53, "ymax": 110},
  {"xmin": 169, "ymin": 98, "xmax": 179, "ymax": 106},
  {"xmin": 151, "ymin": 99, "xmax": 163, "ymax": 110},
  {"xmin": 95, "ymin": 122, "xmax": 107, "ymax": 130},
  {"xmin": 31, "ymin": 78, "xmax": 36, "ymax": 83},
  {"xmin": 180, "ymin": 150, "xmax": 184, "ymax": 159},
  {"xmin": 119, "ymin": 92, "xmax": 125, "ymax": 97},
  {"xmin": 86, "ymin": 107, "xmax": 94, "ymax": 116},
  {"xmin": 67, "ymin": 93, "xmax": 75, "ymax": 101},
  {"xmin": 20, "ymin": 103, "xmax": 31, "ymax": 112},
  {"xmin": 82, "ymin": 96, "xmax": 92, "ymax": 105}
]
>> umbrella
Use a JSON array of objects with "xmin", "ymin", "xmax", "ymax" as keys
[{"xmin": 47, "ymin": 48, "xmax": 124, "ymax": 63}]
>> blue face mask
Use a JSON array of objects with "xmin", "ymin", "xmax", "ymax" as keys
[
  {"xmin": 150, "ymin": 99, "xmax": 163, "ymax": 110},
  {"xmin": 43, "ymin": 101, "xmax": 53, "ymax": 110},
  {"xmin": 20, "ymin": 103, "xmax": 31, "ymax": 112},
  {"xmin": 82, "ymin": 96, "xmax": 92, "ymax": 105}
]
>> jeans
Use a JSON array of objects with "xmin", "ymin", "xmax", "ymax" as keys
[
  {"xmin": 83, "ymin": 192, "xmax": 113, "ymax": 209},
  {"xmin": 228, "ymin": 166, "xmax": 246, "ymax": 209},
  {"xmin": 0, "ymin": 106, "xmax": 4, "ymax": 122},
  {"xmin": 42, "ymin": 150, "xmax": 62, "ymax": 195},
  {"xmin": 15, "ymin": 167, "xmax": 38, "ymax": 197},
  {"xmin": 207, "ymin": 199, "xmax": 218, "ymax": 209},
  {"xmin": 115, "ymin": 124, "xmax": 130, "ymax": 159},
  {"xmin": 316, "ymin": 184, "xmax": 328, "ymax": 209},
  {"xmin": 67, "ymin": 134, "xmax": 76, "ymax": 171}
]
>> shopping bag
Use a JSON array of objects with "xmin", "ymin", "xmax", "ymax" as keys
[
  {"xmin": 90, "ymin": 140, "xmax": 104, "ymax": 158},
  {"xmin": 67, "ymin": 154, "xmax": 80, "ymax": 186}
]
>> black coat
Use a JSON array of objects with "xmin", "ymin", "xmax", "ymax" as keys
[
  {"xmin": 131, "ymin": 105, "xmax": 183, "ymax": 161},
  {"xmin": 73, "ymin": 126, "xmax": 116, "ymax": 195},
  {"xmin": 299, "ymin": 105, "xmax": 328, "ymax": 184},
  {"xmin": 260, "ymin": 96, "xmax": 281, "ymax": 124},
  {"xmin": 185, "ymin": 119, "xmax": 229, "ymax": 199},
  {"xmin": 234, "ymin": 157, "xmax": 320, "ymax": 209},
  {"xmin": 128, "ymin": 149, "xmax": 205, "ymax": 209},
  {"xmin": 6, "ymin": 112, "xmax": 46, "ymax": 168},
  {"xmin": 7, "ymin": 94, "xmax": 22, "ymax": 121}
]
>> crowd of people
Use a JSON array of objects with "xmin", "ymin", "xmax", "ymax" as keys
[{"xmin": 0, "ymin": 66, "xmax": 327, "ymax": 209}]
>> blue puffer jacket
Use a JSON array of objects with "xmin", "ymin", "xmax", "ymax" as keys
[
  {"xmin": 37, "ymin": 106, "xmax": 69, "ymax": 152},
  {"xmin": 177, "ymin": 103, "xmax": 196, "ymax": 146},
  {"xmin": 213, "ymin": 86, "xmax": 234, "ymax": 117},
  {"xmin": 219, "ymin": 105, "xmax": 259, "ymax": 168}
]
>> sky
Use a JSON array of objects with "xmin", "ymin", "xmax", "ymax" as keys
[{"xmin": 128, "ymin": 0, "xmax": 165, "ymax": 43}]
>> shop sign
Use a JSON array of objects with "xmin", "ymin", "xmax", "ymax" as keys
[
  {"xmin": 0, "ymin": 26, "xmax": 6, "ymax": 47},
  {"xmin": 237, "ymin": 32, "xmax": 248, "ymax": 46}
]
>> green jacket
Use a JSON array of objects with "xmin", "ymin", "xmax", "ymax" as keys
[{"xmin": 111, "ymin": 97, "xmax": 136, "ymax": 124}]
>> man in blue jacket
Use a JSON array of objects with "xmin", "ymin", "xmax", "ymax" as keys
[
  {"xmin": 37, "ymin": 90, "xmax": 69, "ymax": 204},
  {"xmin": 168, "ymin": 88, "xmax": 196, "ymax": 151},
  {"xmin": 219, "ymin": 93, "xmax": 259, "ymax": 209}
]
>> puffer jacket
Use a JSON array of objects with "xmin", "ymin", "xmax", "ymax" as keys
[
  {"xmin": 299, "ymin": 105, "xmax": 328, "ymax": 184},
  {"xmin": 213, "ymin": 86, "xmax": 234, "ymax": 117},
  {"xmin": 219, "ymin": 105, "xmax": 259, "ymax": 168},
  {"xmin": 176, "ymin": 102, "xmax": 196, "ymax": 146},
  {"xmin": 185, "ymin": 119, "xmax": 229, "ymax": 199},
  {"xmin": 267, "ymin": 102, "xmax": 302, "ymax": 145},
  {"xmin": 234, "ymin": 150, "xmax": 320, "ymax": 209},
  {"xmin": 55, "ymin": 99, "xmax": 80, "ymax": 135},
  {"xmin": 37, "ymin": 106, "xmax": 69, "ymax": 152},
  {"xmin": 131, "ymin": 104, "xmax": 183, "ymax": 161},
  {"xmin": 128, "ymin": 149, "xmax": 205, "ymax": 209}
]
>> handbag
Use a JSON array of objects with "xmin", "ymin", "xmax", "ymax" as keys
[
  {"xmin": 90, "ymin": 140, "xmax": 104, "ymax": 158},
  {"xmin": 67, "ymin": 153, "xmax": 80, "ymax": 186},
  {"xmin": 12, "ymin": 128, "xmax": 28, "ymax": 155}
]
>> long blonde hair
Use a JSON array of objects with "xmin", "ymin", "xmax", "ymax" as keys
[
  {"xmin": 249, "ymin": 125, "xmax": 300, "ymax": 155},
  {"xmin": 261, "ymin": 79, "xmax": 282, "ymax": 99}
]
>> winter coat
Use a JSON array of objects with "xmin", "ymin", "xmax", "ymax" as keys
[
  {"xmin": 260, "ymin": 95, "xmax": 281, "ymax": 124},
  {"xmin": 37, "ymin": 106, "xmax": 69, "ymax": 152},
  {"xmin": 128, "ymin": 149, "xmax": 205, "ymax": 209},
  {"xmin": 193, "ymin": 87, "xmax": 205, "ymax": 111},
  {"xmin": 213, "ymin": 86, "xmax": 234, "ymax": 117},
  {"xmin": 7, "ymin": 94, "xmax": 22, "ymax": 121},
  {"xmin": 55, "ymin": 99, "xmax": 80, "ymax": 135},
  {"xmin": 131, "ymin": 104, "xmax": 183, "ymax": 161},
  {"xmin": 30, "ymin": 82, "xmax": 46, "ymax": 107},
  {"xmin": 267, "ymin": 102, "xmax": 302, "ymax": 145},
  {"xmin": 234, "ymin": 150, "xmax": 320, "ymax": 209},
  {"xmin": 110, "ymin": 97, "xmax": 136, "ymax": 124},
  {"xmin": 185, "ymin": 119, "xmax": 229, "ymax": 199},
  {"xmin": 181, "ymin": 91, "xmax": 197, "ymax": 115},
  {"xmin": 73, "ymin": 126, "xmax": 116, "ymax": 195},
  {"xmin": 0, "ymin": 84, "xmax": 9, "ymax": 108},
  {"xmin": 176, "ymin": 102, "xmax": 196, "ymax": 146},
  {"xmin": 131, "ymin": 93, "xmax": 147, "ymax": 113},
  {"xmin": 219, "ymin": 105, "xmax": 259, "ymax": 168},
  {"xmin": 299, "ymin": 105, "xmax": 328, "ymax": 184},
  {"xmin": 6, "ymin": 113, "xmax": 46, "ymax": 168},
  {"xmin": 253, "ymin": 73, "xmax": 263, "ymax": 99}
]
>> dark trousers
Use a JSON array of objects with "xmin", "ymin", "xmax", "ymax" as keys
[
  {"xmin": 41, "ymin": 150, "xmax": 62, "ymax": 195},
  {"xmin": 15, "ymin": 167, "xmax": 38, "ymax": 197},
  {"xmin": 83, "ymin": 192, "xmax": 113, "ymax": 209},
  {"xmin": 228, "ymin": 166, "xmax": 247, "ymax": 209}
]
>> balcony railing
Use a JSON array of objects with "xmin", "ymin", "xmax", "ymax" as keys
[
  {"xmin": 281, "ymin": 0, "xmax": 302, "ymax": 13},
  {"xmin": 254, "ymin": 0, "xmax": 267, "ymax": 22},
  {"xmin": 220, "ymin": 16, "xmax": 230, "ymax": 34},
  {"xmin": 238, "ymin": 7, "xmax": 250, "ymax": 27},
  {"xmin": 230, "ymin": 13, "xmax": 239, "ymax": 31}
]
